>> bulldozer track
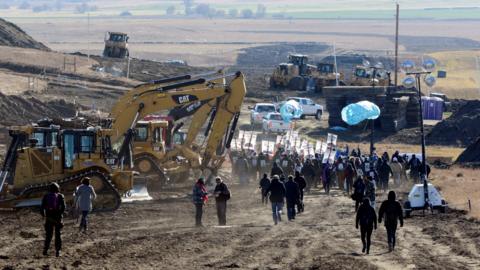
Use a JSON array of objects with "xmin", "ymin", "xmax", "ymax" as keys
[{"xmin": 18, "ymin": 169, "xmax": 122, "ymax": 212}]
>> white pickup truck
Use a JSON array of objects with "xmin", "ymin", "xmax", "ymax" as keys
[
  {"xmin": 262, "ymin": 113, "xmax": 292, "ymax": 133},
  {"xmin": 250, "ymin": 103, "xmax": 277, "ymax": 125},
  {"xmin": 286, "ymin": 97, "xmax": 323, "ymax": 120}
]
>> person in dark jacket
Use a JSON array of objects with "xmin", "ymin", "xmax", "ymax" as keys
[
  {"xmin": 356, "ymin": 198, "xmax": 377, "ymax": 254},
  {"xmin": 266, "ymin": 175, "xmax": 286, "ymax": 225},
  {"xmin": 192, "ymin": 178, "xmax": 209, "ymax": 227},
  {"xmin": 345, "ymin": 159, "xmax": 356, "ymax": 195},
  {"xmin": 377, "ymin": 159, "xmax": 393, "ymax": 193},
  {"xmin": 284, "ymin": 175, "xmax": 300, "ymax": 221},
  {"xmin": 294, "ymin": 171, "xmax": 307, "ymax": 213},
  {"xmin": 259, "ymin": 173, "xmax": 271, "ymax": 204},
  {"xmin": 301, "ymin": 159, "xmax": 315, "ymax": 193},
  {"xmin": 214, "ymin": 177, "xmax": 231, "ymax": 226},
  {"xmin": 364, "ymin": 176, "xmax": 376, "ymax": 208},
  {"xmin": 322, "ymin": 162, "xmax": 332, "ymax": 195},
  {"xmin": 270, "ymin": 162, "xmax": 284, "ymax": 178},
  {"xmin": 378, "ymin": 191, "xmax": 404, "ymax": 252},
  {"xmin": 41, "ymin": 183, "xmax": 66, "ymax": 257},
  {"xmin": 408, "ymin": 154, "xmax": 421, "ymax": 182},
  {"xmin": 352, "ymin": 175, "xmax": 366, "ymax": 212},
  {"xmin": 235, "ymin": 155, "xmax": 250, "ymax": 185}
]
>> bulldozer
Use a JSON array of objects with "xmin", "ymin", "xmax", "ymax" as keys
[
  {"xmin": 103, "ymin": 32, "xmax": 129, "ymax": 58},
  {"xmin": 0, "ymin": 71, "xmax": 247, "ymax": 210},
  {"xmin": 350, "ymin": 65, "xmax": 391, "ymax": 86},
  {"xmin": 0, "ymin": 120, "xmax": 134, "ymax": 211},
  {"xmin": 270, "ymin": 54, "xmax": 343, "ymax": 92}
]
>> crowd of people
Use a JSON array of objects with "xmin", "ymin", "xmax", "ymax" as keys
[
  {"xmin": 227, "ymin": 146, "xmax": 428, "ymax": 254},
  {"xmin": 39, "ymin": 146, "xmax": 424, "ymax": 258}
]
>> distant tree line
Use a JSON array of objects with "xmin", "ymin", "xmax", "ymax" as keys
[
  {"xmin": 163, "ymin": 1, "xmax": 268, "ymax": 19},
  {"xmin": 9, "ymin": 0, "xmax": 97, "ymax": 14}
]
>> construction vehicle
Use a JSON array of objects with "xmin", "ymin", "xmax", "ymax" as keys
[
  {"xmin": 0, "ymin": 71, "xmax": 246, "ymax": 210},
  {"xmin": 270, "ymin": 54, "xmax": 343, "ymax": 92},
  {"xmin": 103, "ymin": 32, "xmax": 129, "ymax": 58},
  {"xmin": 351, "ymin": 65, "xmax": 391, "ymax": 86},
  {"xmin": 0, "ymin": 119, "xmax": 134, "ymax": 211},
  {"xmin": 107, "ymin": 70, "xmax": 247, "ymax": 187}
]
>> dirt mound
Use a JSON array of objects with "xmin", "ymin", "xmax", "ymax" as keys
[
  {"xmin": 456, "ymin": 137, "xmax": 480, "ymax": 163},
  {"xmin": 0, "ymin": 18, "xmax": 48, "ymax": 50},
  {"xmin": 426, "ymin": 100, "xmax": 480, "ymax": 146},
  {"xmin": 0, "ymin": 92, "xmax": 76, "ymax": 126}
]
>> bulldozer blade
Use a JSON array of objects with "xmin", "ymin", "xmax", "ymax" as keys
[{"xmin": 122, "ymin": 178, "xmax": 152, "ymax": 203}]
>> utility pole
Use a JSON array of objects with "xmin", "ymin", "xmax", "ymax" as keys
[
  {"xmin": 394, "ymin": 3, "xmax": 399, "ymax": 87},
  {"xmin": 333, "ymin": 42, "xmax": 339, "ymax": 86},
  {"xmin": 87, "ymin": 12, "xmax": 90, "ymax": 63}
]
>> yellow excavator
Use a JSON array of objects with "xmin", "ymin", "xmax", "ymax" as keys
[
  {"xmin": 110, "ymin": 71, "xmax": 245, "ymax": 186},
  {"xmin": 0, "ymin": 71, "xmax": 247, "ymax": 210}
]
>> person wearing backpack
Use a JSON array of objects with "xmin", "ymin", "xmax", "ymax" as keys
[
  {"xmin": 40, "ymin": 182, "xmax": 66, "ymax": 257},
  {"xmin": 378, "ymin": 191, "xmax": 404, "ymax": 252},
  {"xmin": 214, "ymin": 177, "xmax": 231, "ymax": 226},
  {"xmin": 355, "ymin": 198, "xmax": 377, "ymax": 255},
  {"xmin": 74, "ymin": 177, "xmax": 97, "ymax": 233}
]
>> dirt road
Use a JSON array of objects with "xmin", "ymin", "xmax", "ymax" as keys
[{"xmin": 1, "ymin": 179, "xmax": 480, "ymax": 270}]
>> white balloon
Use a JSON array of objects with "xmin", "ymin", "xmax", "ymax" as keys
[{"xmin": 402, "ymin": 75, "xmax": 416, "ymax": 89}]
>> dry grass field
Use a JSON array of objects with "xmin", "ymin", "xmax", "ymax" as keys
[
  {"xmin": 431, "ymin": 167, "xmax": 480, "ymax": 219},
  {"xmin": 428, "ymin": 50, "xmax": 480, "ymax": 99}
]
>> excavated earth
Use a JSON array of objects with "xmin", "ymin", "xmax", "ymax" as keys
[
  {"xmin": 426, "ymin": 100, "xmax": 480, "ymax": 147},
  {"xmin": 1, "ymin": 178, "xmax": 480, "ymax": 270}
]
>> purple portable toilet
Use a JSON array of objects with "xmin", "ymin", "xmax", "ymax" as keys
[{"xmin": 421, "ymin": 96, "xmax": 443, "ymax": 120}]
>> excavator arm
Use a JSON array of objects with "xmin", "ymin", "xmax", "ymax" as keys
[{"xmin": 108, "ymin": 71, "xmax": 246, "ymax": 174}]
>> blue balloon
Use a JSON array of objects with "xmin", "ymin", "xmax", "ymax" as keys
[
  {"xmin": 280, "ymin": 100, "xmax": 303, "ymax": 123},
  {"xmin": 341, "ymin": 101, "xmax": 380, "ymax": 126}
]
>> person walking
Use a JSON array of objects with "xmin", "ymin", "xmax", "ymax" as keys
[
  {"xmin": 378, "ymin": 191, "xmax": 404, "ymax": 252},
  {"xmin": 266, "ymin": 175, "xmax": 286, "ymax": 225},
  {"xmin": 352, "ymin": 175, "xmax": 366, "ymax": 212},
  {"xmin": 284, "ymin": 175, "xmax": 300, "ymax": 221},
  {"xmin": 322, "ymin": 162, "xmax": 332, "ymax": 195},
  {"xmin": 345, "ymin": 159, "xmax": 356, "ymax": 195},
  {"xmin": 335, "ymin": 157, "xmax": 346, "ymax": 192},
  {"xmin": 294, "ymin": 171, "xmax": 306, "ymax": 213},
  {"xmin": 301, "ymin": 159, "xmax": 315, "ymax": 193},
  {"xmin": 192, "ymin": 177, "xmax": 208, "ymax": 227},
  {"xmin": 74, "ymin": 177, "xmax": 96, "ymax": 233},
  {"xmin": 355, "ymin": 198, "xmax": 377, "ymax": 255},
  {"xmin": 364, "ymin": 176, "xmax": 376, "ymax": 208},
  {"xmin": 41, "ymin": 183, "xmax": 66, "ymax": 257},
  {"xmin": 236, "ymin": 154, "xmax": 250, "ymax": 185},
  {"xmin": 378, "ymin": 159, "xmax": 393, "ymax": 193},
  {"xmin": 259, "ymin": 173, "xmax": 271, "ymax": 204},
  {"xmin": 270, "ymin": 162, "xmax": 284, "ymax": 179},
  {"xmin": 390, "ymin": 157, "xmax": 404, "ymax": 187},
  {"xmin": 408, "ymin": 154, "xmax": 421, "ymax": 183},
  {"xmin": 214, "ymin": 177, "xmax": 231, "ymax": 226}
]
